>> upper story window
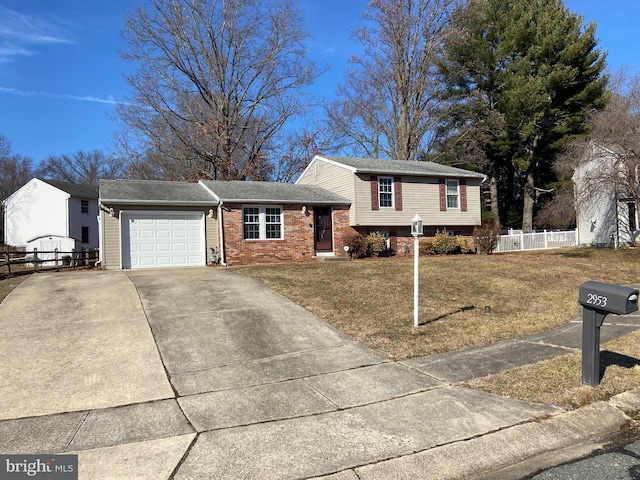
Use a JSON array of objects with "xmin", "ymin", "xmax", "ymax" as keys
[
  {"xmin": 243, "ymin": 206, "xmax": 283, "ymax": 240},
  {"xmin": 446, "ymin": 180, "xmax": 459, "ymax": 209},
  {"xmin": 378, "ymin": 177, "xmax": 393, "ymax": 208},
  {"xmin": 81, "ymin": 199, "xmax": 89, "ymax": 214}
]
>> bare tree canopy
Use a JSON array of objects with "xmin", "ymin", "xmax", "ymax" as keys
[
  {"xmin": 34, "ymin": 150, "xmax": 128, "ymax": 186},
  {"xmin": 550, "ymin": 69, "xmax": 640, "ymax": 233},
  {"xmin": 327, "ymin": 0, "xmax": 458, "ymax": 161},
  {"xmin": 116, "ymin": 0, "xmax": 321, "ymax": 181}
]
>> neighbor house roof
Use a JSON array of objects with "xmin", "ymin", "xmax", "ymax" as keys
[
  {"xmin": 99, "ymin": 179, "xmax": 217, "ymax": 205},
  {"xmin": 41, "ymin": 179, "xmax": 99, "ymax": 199},
  {"xmin": 314, "ymin": 155, "xmax": 486, "ymax": 180},
  {"xmin": 200, "ymin": 180, "xmax": 351, "ymax": 205}
]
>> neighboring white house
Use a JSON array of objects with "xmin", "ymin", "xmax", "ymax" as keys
[
  {"xmin": 573, "ymin": 143, "xmax": 639, "ymax": 247},
  {"xmin": 3, "ymin": 178, "xmax": 100, "ymax": 250}
]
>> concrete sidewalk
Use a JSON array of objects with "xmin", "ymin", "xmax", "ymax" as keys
[{"xmin": 1, "ymin": 269, "xmax": 639, "ymax": 479}]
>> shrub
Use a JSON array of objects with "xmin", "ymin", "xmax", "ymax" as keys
[
  {"xmin": 473, "ymin": 224, "xmax": 500, "ymax": 254},
  {"xmin": 366, "ymin": 231, "xmax": 388, "ymax": 257},
  {"xmin": 344, "ymin": 232, "xmax": 367, "ymax": 259},
  {"xmin": 431, "ymin": 230, "xmax": 458, "ymax": 255},
  {"xmin": 455, "ymin": 236, "xmax": 473, "ymax": 254},
  {"xmin": 419, "ymin": 239, "xmax": 435, "ymax": 255}
]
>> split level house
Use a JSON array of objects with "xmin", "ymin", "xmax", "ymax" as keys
[
  {"xmin": 98, "ymin": 156, "xmax": 486, "ymax": 268},
  {"xmin": 573, "ymin": 143, "xmax": 640, "ymax": 247},
  {"xmin": 3, "ymin": 178, "xmax": 99, "ymax": 252}
]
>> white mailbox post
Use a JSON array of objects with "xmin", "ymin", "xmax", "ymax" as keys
[{"xmin": 411, "ymin": 214, "xmax": 423, "ymax": 328}]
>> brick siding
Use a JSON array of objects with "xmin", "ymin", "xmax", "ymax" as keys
[{"xmin": 221, "ymin": 204, "xmax": 354, "ymax": 265}]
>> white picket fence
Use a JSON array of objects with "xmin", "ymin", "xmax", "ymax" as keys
[{"xmin": 494, "ymin": 229, "xmax": 578, "ymax": 253}]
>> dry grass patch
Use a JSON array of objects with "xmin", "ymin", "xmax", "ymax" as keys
[
  {"xmin": 0, "ymin": 274, "xmax": 29, "ymax": 304},
  {"xmin": 235, "ymin": 248, "xmax": 640, "ymax": 361},
  {"xmin": 466, "ymin": 329, "xmax": 640, "ymax": 410}
]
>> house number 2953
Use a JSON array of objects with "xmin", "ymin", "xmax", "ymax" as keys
[{"xmin": 586, "ymin": 294, "xmax": 607, "ymax": 307}]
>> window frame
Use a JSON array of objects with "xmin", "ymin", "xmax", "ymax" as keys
[
  {"xmin": 378, "ymin": 176, "xmax": 394, "ymax": 208},
  {"xmin": 242, "ymin": 205, "xmax": 283, "ymax": 240},
  {"xmin": 81, "ymin": 226, "xmax": 89, "ymax": 244},
  {"xmin": 81, "ymin": 199, "xmax": 89, "ymax": 214},
  {"xmin": 446, "ymin": 179, "xmax": 460, "ymax": 209}
]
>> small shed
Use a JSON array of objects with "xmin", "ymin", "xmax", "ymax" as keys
[{"xmin": 25, "ymin": 235, "xmax": 82, "ymax": 265}]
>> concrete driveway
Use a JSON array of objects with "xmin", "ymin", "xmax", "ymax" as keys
[
  {"xmin": 0, "ymin": 268, "xmax": 562, "ymax": 479},
  {"xmin": 0, "ymin": 271, "xmax": 173, "ymax": 420}
]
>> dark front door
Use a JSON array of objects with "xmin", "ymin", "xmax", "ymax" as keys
[{"xmin": 314, "ymin": 207, "xmax": 333, "ymax": 251}]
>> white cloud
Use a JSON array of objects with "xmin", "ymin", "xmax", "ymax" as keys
[
  {"xmin": 0, "ymin": 86, "xmax": 121, "ymax": 105},
  {"xmin": 0, "ymin": 6, "xmax": 71, "ymax": 62}
]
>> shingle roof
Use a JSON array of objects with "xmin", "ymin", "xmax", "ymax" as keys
[
  {"xmin": 99, "ymin": 179, "xmax": 216, "ymax": 204},
  {"xmin": 200, "ymin": 180, "xmax": 350, "ymax": 204},
  {"xmin": 319, "ymin": 156, "xmax": 486, "ymax": 179},
  {"xmin": 41, "ymin": 179, "xmax": 99, "ymax": 199}
]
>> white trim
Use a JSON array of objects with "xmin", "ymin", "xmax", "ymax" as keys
[
  {"xmin": 445, "ymin": 179, "xmax": 460, "ymax": 210},
  {"xmin": 378, "ymin": 176, "xmax": 394, "ymax": 208},
  {"xmin": 119, "ymin": 210, "xmax": 206, "ymax": 269},
  {"xmin": 242, "ymin": 205, "xmax": 284, "ymax": 240},
  {"xmin": 197, "ymin": 180, "xmax": 222, "ymax": 203}
]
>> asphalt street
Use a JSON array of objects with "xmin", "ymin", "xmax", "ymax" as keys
[{"xmin": 528, "ymin": 440, "xmax": 640, "ymax": 479}]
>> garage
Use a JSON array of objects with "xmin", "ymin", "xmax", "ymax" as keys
[{"xmin": 121, "ymin": 212, "xmax": 205, "ymax": 269}]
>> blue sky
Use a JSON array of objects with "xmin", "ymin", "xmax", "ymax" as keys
[{"xmin": 0, "ymin": 1, "xmax": 638, "ymax": 166}]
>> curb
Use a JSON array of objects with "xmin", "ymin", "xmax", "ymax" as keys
[{"xmin": 340, "ymin": 388, "xmax": 640, "ymax": 480}]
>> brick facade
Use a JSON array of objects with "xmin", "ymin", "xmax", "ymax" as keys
[
  {"xmin": 221, "ymin": 204, "xmax": 354, "ymax": 265},
  {"xmin": 219, "ymin": 204, "xmax": 476, "ymax": 265}
]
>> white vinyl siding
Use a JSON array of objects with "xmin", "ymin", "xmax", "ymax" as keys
[
  {"xmin": 296, "ymin": 159, "xmax": 356, "ymax": 223},
  {"xmin": 354, "ymin": 175, "xmax": 481, "ymax": 227}
]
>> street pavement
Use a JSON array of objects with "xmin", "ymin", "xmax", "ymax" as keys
[
  {"xmin": 0, "ymin": 268, "xmax": 639, "ymax": 479},
  {"xmin": 528, "ymin": 440, "xmax": 640, "ymax": 479}
]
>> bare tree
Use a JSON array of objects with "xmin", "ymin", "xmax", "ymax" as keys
[
  {"xmin": 326, "ymin": 0, "xmax": 458, "ymax": 161},
  {"xmin": 272, "ymin": 125, "xmax": 335, "ymax": 182},
  {"xmin": 35, "ymin": 150, "xmax": 128, "ymax": 186},
  {"xmin": 553, "ymin": 69, "xmax": 640, "ymax": 240},
  {"xmin": 116, "ymin": 0, "xmax": 320, "ymax": 181},
  {"xmin": 0, "ymin": 134, "xmax": 33, "ymax": 244}
]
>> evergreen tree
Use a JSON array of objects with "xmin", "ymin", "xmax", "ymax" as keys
[{"xmin": 437, "ymin": 0, "xmax": 607, "ymax": 230}]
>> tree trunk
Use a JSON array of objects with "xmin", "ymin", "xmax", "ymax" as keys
[
  {"xmin": 522, "ymin": 172, "xmax": 536, "ymax": 233},
  {"xmin": 489, "ymin": 174, "xmax": 501, "ymax": 227}
]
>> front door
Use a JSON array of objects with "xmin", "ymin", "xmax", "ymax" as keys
[{"xmin": 314, "ymin": 207, "xmax": 333, "ymax": 252}]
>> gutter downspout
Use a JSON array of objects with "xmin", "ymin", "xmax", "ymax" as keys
[
  {"xmin": 97, "ymin": 203, "xmax": 103, "ymax": 266},
  {"xmin": 218, "ymin": 201, "xmax": 228, "ymax": 266}
]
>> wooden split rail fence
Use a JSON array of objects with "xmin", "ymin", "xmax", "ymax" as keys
[{"xmin": 1, "ymin": 248, "xmax": 99, "ymax": 277}]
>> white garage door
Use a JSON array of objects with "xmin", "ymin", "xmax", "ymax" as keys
[{"xmin": 122, "ymin": 213, "xmax": 205, "ymax": 269}]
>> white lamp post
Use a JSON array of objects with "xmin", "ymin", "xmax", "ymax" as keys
[{"xmin": 411, "ymin": 214, "xmax": 423, "ymax": 327}]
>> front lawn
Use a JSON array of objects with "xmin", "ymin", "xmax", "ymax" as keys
[
  {"xmin": 237, "ymin": 248, "xmax": 640, "ymax": 409},
  {"xmin": 236, "ymin": 248, "xmax": 640, "ymax": 361}
]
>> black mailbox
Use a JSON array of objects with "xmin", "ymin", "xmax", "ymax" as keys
[
  {"xmin": 578, "ymin": 281, "xmax": 639, "ymax": 387},
  {"xmin": 578, "ymin": 281, "xmax": 639, "ymax": 315}
]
